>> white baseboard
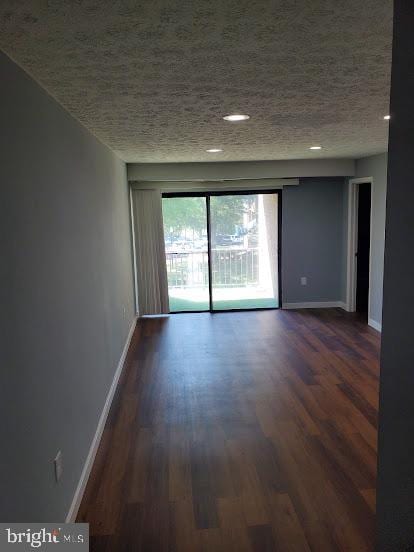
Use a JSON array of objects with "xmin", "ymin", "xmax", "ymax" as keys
[
  {"xmin": 65, "ymin": 315, "xmax": 138, "ymax": 522},
  {"xmin": 282, "ymin": 301, "xmax": 346, "ymax": 310},
  {"xmin": 368, "ymin": 318, "xmax": 382, "ymax": 332}
]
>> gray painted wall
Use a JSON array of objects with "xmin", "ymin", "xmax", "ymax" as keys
[
  {"xmin": 0, "ymin": 52, "xmax": 135, "ymax": 522},
  {"xmin": 282, "ymin": 178, "xmax": 346, "ymax": 304},
  {"xmin": 355, "ymin": 153, "xmax": 388, "ymax": 327},
  {"xmin": 377, "ymin": 2, "xmax": 414, "ymax": 549}
]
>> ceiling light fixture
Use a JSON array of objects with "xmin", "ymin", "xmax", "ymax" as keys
[
  {"xmin": 309, "ymin": 146, "xmax": 322, "ymax": 150},
  {"xmin": 384, "ymin": 115, "xmax": 391, "ymax": 120},
  {"xmin": 206, "ymin": 148, "xmax": 223, "ymax": 153},
  {"xmin": 223, "ymin": 114, "xmax": 250, "ymax": 122}
]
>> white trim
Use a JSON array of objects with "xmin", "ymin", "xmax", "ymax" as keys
[
  {"xmin": 65, "ymin": 315, "xmax": 138, "ymax": 523},
  {"xmin": 282, "ymin": 301, "xmax": 346, "ymax": 309},
  {"xmin": 345, "ymin": 180, "xmax": 358, "ymax": 311},
  {"xmin": 368, "ymin": 318, "xmax": 382, "ymax": 332},
  {"xmin": 348, "ymin": 176, "xmax": 374, "ymax": 185},
  {"xmin": 346, "ymin": 177, "xmax": 374, "ymax": 319}
]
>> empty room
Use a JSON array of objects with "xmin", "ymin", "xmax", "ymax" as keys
[{"xmin": 2, "ymin": 1, "xmax": 414, "ymax": 551}]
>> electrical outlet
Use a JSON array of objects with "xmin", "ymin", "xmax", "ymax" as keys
[
  {"xmin": 54, "ymin": 451, "xmax": 63, "ymax": 483},
  {"xmin": 301, "ymin": 276, "xmax": 307, "ymax": 286}
]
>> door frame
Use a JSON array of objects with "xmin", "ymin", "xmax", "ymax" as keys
[
  {"xmin": 346, "ymin": 177, "xmax": 373, "ymax": 317},
  {"xmin": 162, "ymin": 189, "xmax": 282, "ymax": 313}
]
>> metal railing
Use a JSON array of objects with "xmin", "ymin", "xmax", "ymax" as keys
[{"xmin": 166, "ymin": 248, "xmax": 259, "ymax": 288}]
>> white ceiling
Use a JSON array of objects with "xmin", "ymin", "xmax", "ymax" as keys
[{"xmin": 0, "ymin": 1, "xmax": 393, "ymax": 163}]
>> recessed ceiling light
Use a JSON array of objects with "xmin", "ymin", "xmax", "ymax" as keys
[
  {"xmin": 309, "ymin": 146, "xmax": 322, "ymax": 150},
  {"xmin": 223, "ymin": 114, "xmax": 250, "ymax": 122},
  {"xmin": 206, "ymin": 148, "xmax": 223, "ymax": 153},
  {"xmin": 384, "ymin": 115, "xmax": 391, "ymax": 120}
]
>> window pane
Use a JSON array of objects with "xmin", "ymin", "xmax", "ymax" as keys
[
  {"xmin": 210, "ymin": 193, "xmax": 279, "ymax": 310},
  {"xmin": 162, "ymin": 197, "xmax": 209, "ymax": 312}
]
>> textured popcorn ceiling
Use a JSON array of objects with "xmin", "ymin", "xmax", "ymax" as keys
[{"xmin": 0, "ymin": 1, "xmax": 392, "ymax": 163}]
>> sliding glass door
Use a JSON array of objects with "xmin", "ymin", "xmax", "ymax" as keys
[
  {"xmin": 162, "ymin": 196, "xmax": 209, "ymax": 312},
  {"xmin": 210, "ymin": 193, "xmax": 279, "ymax": 310},
  {"xmin": 162, "ymin": 191, "xmax": 280, "ymax": 312}
]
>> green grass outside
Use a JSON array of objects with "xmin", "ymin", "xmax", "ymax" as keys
[{"xmin": 169, "ymin": 296, "xmax": 278, "ymax": 312}]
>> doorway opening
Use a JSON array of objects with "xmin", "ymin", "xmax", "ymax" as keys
[
  {"xmin": 356, "ymin": 182, "xmax": 372, "ymax": 319},
  {"xmin": 346, "ymin": 178, "xmax": 373, "ymax": 322},
  {"xmin": 162, "ymin": 191, "xmax": 281, "ymax": 312}
]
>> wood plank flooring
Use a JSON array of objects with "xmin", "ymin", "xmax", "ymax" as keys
[{"xmin": 77, "ymin": 308, "xmax": 380, "ymax": 551}]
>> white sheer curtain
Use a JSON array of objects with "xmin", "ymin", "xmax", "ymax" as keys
[{"xmin": 131, "ymin": 189, "xmax": 169, "ymax": 315}]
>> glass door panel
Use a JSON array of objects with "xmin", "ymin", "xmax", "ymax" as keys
[
  {"xmin": 162, "ymin": 196, "xmax": 210, "ymax": 312},
  {"xmin": 210, "ymin": 193, "xmax": 279, "ymax": 310}
]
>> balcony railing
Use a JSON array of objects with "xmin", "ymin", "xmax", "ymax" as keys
[{"xmin": 166, "ymin": 248, "xmax": 259, "ymax": 288}]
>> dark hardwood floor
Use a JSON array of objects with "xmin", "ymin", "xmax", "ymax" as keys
[{"xmin": 77, "ymin": 308, "xmax": 380, "ymax": 551}]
